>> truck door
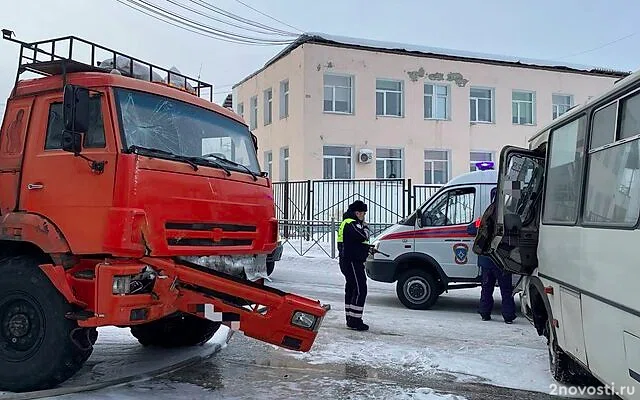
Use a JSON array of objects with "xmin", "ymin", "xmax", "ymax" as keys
[
  {"xmin": 485, "ymin": 146, "xmax": 545, "ymax": 275},
  {"xmin": 416, "ymin": 185, "xmax": 479, "ymax": 279},
  {"xmin": 19, "ymin": 90, "xmax": 117, "ymax": 254}
]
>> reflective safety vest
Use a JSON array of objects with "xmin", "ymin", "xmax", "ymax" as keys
[
  {"xmin": 337, "ymin": 218, "xmax": 355, "ymax": 243},
  {"xmin": 337, "ymin": 218, "xmax": 370, "ymax": 245}
]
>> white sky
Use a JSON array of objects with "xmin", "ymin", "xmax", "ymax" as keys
[{"xmin": 0, "ymin": 0, "xmax": 639, "ymax": 108}]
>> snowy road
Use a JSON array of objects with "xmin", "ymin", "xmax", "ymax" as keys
[{"xmin": 14, "ymin": 244, "xmax": 585, "ymax": 399}]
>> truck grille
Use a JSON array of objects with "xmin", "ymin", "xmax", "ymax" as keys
[{"xmin": 165, "ymin": 222, "xmax": 256, "ymax": 247}]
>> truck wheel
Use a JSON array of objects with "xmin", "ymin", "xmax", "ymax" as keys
[
  {"xmin": 266, "ymin": 261, "xmax": 275, "ymax": 276},
  {"xmin": 396, "ymin": 269, "xmax": 440, "ymax": 310},
  {"xmin": 0, "ymin": 256, "xmax": 90, "ymax": 392},
  {"xmin": 130, "ymin": 313, "xmax": 221, "ymax": 348}
]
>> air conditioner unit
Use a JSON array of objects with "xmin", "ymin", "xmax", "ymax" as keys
[{"xmin": 358, "ymin": 149, "xmax": 373, "ymax": 164}]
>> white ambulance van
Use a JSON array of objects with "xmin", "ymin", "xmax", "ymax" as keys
[{"xmin": 366, "ymin": 162, "xmax": 520, "ymax": 310}]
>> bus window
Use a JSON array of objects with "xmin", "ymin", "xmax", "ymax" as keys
[{"xmin": 543, "ymin": 116, "xmax": 586, "ymax": 224}]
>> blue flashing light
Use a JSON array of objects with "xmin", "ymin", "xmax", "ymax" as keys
[{"xmin": 475, "ymin": 161, "xmax": 494, "ymax": 171}]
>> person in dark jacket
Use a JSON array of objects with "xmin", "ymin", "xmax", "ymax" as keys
[
  {"xmin": 337, "ymin": 200, "xmax": 371, "ymax": 331},
  {"xmin": 468, "ymin": 189, "xmax": 516, "ymax": 324}
]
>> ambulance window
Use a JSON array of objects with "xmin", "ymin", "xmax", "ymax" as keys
[
  {"xmin": 422, "ymin": 187, "xmax": 475, "ymax": 226},
  {"xmin": 543, "ymin": 116, "xmax": 586, "ymax": 224},
  {"xmin": 583, "ymin": 91, "xmax": 640, "ymax": 227}
]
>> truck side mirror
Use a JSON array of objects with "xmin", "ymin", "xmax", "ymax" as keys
[
  {"xmin": 61, "ymin": 130, "xmax": 82, "ymax": 154},
  {"xmin": 63, "ymin": 84, "xmax": 90, "ymax": 134}
]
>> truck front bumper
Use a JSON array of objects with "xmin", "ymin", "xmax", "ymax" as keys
[{"xmin": 365, "ymin": 258, "xmax": 397, "ymax": 283}]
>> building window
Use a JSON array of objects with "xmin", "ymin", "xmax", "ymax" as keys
[
  {"xmin": 553, "ymin": 94, "xmax": 573, "ymax": 119},
  {"xmin": 263, "ymin": 88, "xmax": 273, "ymax": 126},
  {"xmin": 249, "ymin": 96, "xmax": 257, "ymax": 130},
  {"xmin": 424, "ymin": 150, "xmax": 449, "ymax": 184},
  {"xmin": 543, "ymin": 116, "xmax": 586, "ymax": 224},
  {"xmin": 264, "ymin": 151, "xmax": 273, "ymax": 178},
  {"xmin": 323, "ymin": 145, "xmax": 352, "ymax": 179},
  {"xmin": 512, "ymin": 90, "xmax": 535, "ymax": 125},
  {"xmin": 324, "ymin": 74, "xmax": 353, "ymax": 113},
  {"xmin": 237, "ymin": 102, "xmax": 244, "ymax": 120},
  {"xmin": 280, "ymin": 147, "xmax": 289, "ymax": 181},
  {"xmin": 376, "ymin": 79, "xmax": 403, "ymax": 117},
  {"xmin": 424, "ymin": 84, "xmax": 449, "ymax": 120},
  {"xmin": 376, "ymin": 148, "xmax": 403, "ymax": 178},
  {"xmin": 469, "ymin": 151, "xmax": 493, "ymax": 171},
  {"xmin": 469, "ymin": 88, "xmax": 493, "ymax": 123},
  {"xmin": 280, "ymin": 80, "xmax": 289, "ymax": 119}
]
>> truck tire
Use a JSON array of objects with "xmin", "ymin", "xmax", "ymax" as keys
[
  {"xmin": 0, "ymin": 256, "xmax": 91, "ymax": 392},
  {"xmin": 396, "ymin": 269, "xmax": 440, "ymax": 310},
  {"xmin": 130, "ymin": 313, "xmax": 220, "ymax": 348}
]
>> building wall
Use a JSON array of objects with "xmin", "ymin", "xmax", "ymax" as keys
[
  {"xmin": 232, "ymin": 45, "xmax": 305, "ymax": 181},
  {"xmin": 235, "ymin": 42, "xmax": 620, "ymax": 183}
]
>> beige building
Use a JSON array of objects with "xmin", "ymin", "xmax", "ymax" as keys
[{"xmin": 232, "ymin": 33, "xmax": 627, "ymax": 184}]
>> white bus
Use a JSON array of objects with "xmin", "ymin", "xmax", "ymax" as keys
[{"xmin": 479, "ymin": 69, "xmax": 640, "ymax": 399}]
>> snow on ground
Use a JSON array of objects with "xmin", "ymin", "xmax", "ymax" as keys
[
  {"xmin": 270, "ymin": 242, "xmax": 557, "ymax": 395},
  {"xmin": 0, "ymin": 324, "xmax": 230, "ymax": 397}
]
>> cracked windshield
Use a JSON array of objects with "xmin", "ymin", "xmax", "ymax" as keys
[{"xmin": 115, "ymin": 88, "xmax": 260, "ymax": 173}]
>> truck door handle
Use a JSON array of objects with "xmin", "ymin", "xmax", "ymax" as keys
[{"xmin": 27, "ymin": 183, "xmax": 44, "ymax": 190}]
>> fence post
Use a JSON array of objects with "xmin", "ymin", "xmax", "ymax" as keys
[
  {"xmin": 330, "ymin": 217, "xmax": 336, "ymax": 259},
  {"xmin": 283, "ymin": 181, "xmax": 290, "ymax": 238},
  {"xmin": 405, "ymin": 178, "xmax": 412, "ymax": 217},
  {"xmin": 305, "ymin": 179, "xmax": 312, "ymax": 241}
]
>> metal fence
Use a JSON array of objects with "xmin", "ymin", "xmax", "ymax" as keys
[{"xmin": 273, "ymin": 178, "xmax": 442, "ymax": 241}]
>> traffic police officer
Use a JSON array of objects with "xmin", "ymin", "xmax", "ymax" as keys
[{"xmin": 337, "ymin": 200, "xmax": 371, "ymax": 331}]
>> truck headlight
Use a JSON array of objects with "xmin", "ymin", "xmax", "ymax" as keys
[
  {"xmin": 112, "ymin": 275, "xmax": 132, "ymax": 294},
  {"xmin": 291, "ymin": 311, "xmax": 317, "ymax": 330}
]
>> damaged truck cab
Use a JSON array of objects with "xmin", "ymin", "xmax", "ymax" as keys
[{"xmin": 0, "ymin": 31, "xmax": 327, "ymax": 392}]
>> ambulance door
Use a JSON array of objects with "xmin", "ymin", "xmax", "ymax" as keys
[{"xmin": 415, "ymin": 185, "xmax": 479, "ymax": 279}]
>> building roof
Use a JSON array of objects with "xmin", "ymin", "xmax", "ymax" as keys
[{"xmin": 234, "ymin": 32, "xmax": 630, "ymax": 88}]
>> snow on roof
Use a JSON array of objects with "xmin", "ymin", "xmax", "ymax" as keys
[{"xmin": 235, "ymin": 33, "xmax": 629, "ymax": 88}]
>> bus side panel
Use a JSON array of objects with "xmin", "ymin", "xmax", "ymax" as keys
[{"xmin": 582, "ymin": 295, "xmax": 640, "ymax": 398}]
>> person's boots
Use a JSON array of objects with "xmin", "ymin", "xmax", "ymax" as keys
[
  {"xmin": 481, "ymin": 313, "xmax": 491, "ymax": 321},
  {"xmin": 347, "ymin": 317, "xmax": 369, "ymax": 331}
]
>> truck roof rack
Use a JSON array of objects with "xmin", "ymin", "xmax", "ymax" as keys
[{"xmin": 2, "ymin": 29, "xmax": 213, "ymax": 102}]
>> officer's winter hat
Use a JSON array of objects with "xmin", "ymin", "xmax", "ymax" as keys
[{"xmin": 349, "ymin": 200, "xmax": 367, "ymax": 212}]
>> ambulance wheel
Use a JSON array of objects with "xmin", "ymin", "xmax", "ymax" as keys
[
  {"xmin": 396, "ymin": 269, "xmax": 439, "ymax": 310},
  {"xmin": 0, "ymin": 256, "xmax": 90, "ymax": 392},
  {"xmin": 130, "ymin": 313, "xmax": 221, "ymax": 348}
]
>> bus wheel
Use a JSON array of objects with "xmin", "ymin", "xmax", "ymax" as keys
[
  {"xmin": 0, "ymin": 256, "xmax": 90, "ymax": 392},
  {"xmin": 546, "ymin": 319, "xmax": 599, "ymax": 386},
  {"xmin": 130, "ymin": 313, "xmax": 221, "ymax": 348},
  {"xmin": 396, "ymin": 269, "xmax": 439, "ymax": 310}
]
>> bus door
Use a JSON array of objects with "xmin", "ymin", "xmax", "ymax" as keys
[{"xmin": 486, "ymin": 146, "xmax": 546, "ymax": 276}]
